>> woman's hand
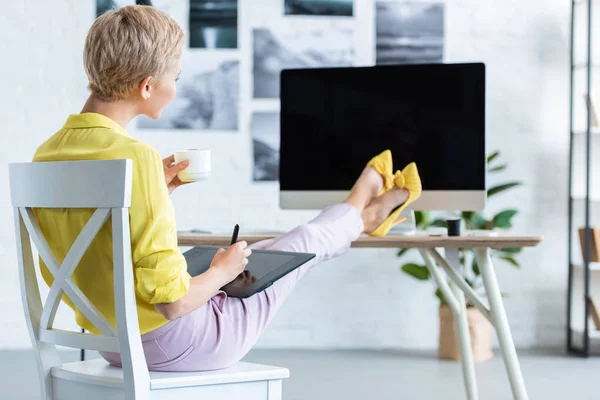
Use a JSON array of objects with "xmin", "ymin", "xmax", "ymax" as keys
[
  {"xmin": 154, "ymin": 242, "xmax": 252, "ymax": 321},
  {"xmin": 163, "ymin": 154, "xmax": 190, "ymax": 195},
  {"xmin": 209, "ymin": 241, "xmax": 252, "ymax": 285}
]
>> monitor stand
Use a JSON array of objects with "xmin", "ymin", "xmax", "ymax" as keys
[{"xmin": 388, "ymin": 209, "xmax": 417, "ymax": 235}]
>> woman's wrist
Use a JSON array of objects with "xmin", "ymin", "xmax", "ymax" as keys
[{"xmin": 202, "ymin": 265, "xmax": 230, "ymax": 289}]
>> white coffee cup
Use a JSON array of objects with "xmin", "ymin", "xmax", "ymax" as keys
[{"xmin": 174, "ymin": 149, "xmax": 211, "ymax": 182}]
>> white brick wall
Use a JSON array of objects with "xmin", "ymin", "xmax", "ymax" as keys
[{"xmin": 0, "ymin": 0, "xmax": 570, "ymax": 350}]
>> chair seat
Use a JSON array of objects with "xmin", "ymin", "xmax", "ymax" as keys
[{"xmin": 52, "ymin": 359, "xmax": 290, "ymax": 390}]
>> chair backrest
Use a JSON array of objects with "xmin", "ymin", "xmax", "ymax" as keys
[{"xmin": 9, "ymin": 159, "xmax": 150, "ymax": 400}]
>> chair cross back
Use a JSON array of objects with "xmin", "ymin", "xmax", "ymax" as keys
[{"xmin": 9, "ymin": 159, "xmax": 150, "ymax": 399}]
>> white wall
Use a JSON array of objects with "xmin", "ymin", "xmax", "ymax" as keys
[{"xmin": 0, "ymin": 0, "xmax": 571, "ymax": 350}]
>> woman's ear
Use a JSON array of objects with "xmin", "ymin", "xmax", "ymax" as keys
[{"xmin": 138, "ymin": 76, "xmax": 153, "ymax": 100}]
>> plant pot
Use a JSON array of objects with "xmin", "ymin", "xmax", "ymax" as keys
[{"xmin": 438, "ymin": 305, "xmax": 493, "ymax": 363}]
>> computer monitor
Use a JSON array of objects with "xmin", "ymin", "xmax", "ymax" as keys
[{"xmin": 279, "ymin": 62, "xmax": 486, "ymax": 211}]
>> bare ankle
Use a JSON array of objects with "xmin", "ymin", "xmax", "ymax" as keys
[{"xmin": 343, "ymin": 195, "xmax": 368, "ymax": 213}]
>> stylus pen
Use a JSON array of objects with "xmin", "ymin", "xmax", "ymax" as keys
[{"xmin": 230, "ymin": 224, "xmax": 239, "ymax": 245}]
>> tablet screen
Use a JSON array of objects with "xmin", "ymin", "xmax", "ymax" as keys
[
  {"xmin": 184, "ymin": 246, "xmax": 315, "ymax": 298},
  {"xmin": 245, "ymin": 252, "xmax": 296, "ymax": 280}
]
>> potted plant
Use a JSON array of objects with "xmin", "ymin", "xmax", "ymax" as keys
[{"xmin": 398, "ymin": 151, "xmax": 523, "ymax": 362}]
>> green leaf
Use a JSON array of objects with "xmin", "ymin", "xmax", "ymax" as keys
[
  {"xmin": 488, "ymin": 164, "xmax": 507, "ymax": 173},
  {"xmin": 492, "ymin": 209, "xmax": 518, "ymax": 229},
  {"xmin": 470, "ymin": 213, "xmax": 489, "ymax": 230},
  {"xmin": 435, "ymin": 288, "xmax": 448, "ymax": 305},
  {"xmin": 500, "ymin": 247, "xmax": 522, "ymax": 254},
  {"xmin": 414, "ymin": 211, "xmax": 429, "ymax": 229},
  {"xmin": 401, "ymin": 263, "xmax": 430, "ymax": 280},
  {"xmin": 488, "ymin": 182, "xmax": 521, "ymax": 197},
  {"xmin": 430, "ymin": 219, "xmax": 447, "ymax": 228},
  {"xmin": 500, "ymin": 256, "xmax": 520, "ymax": 267},
  {"xmin": 472, "ymin": 257, "xmax": 480, "ymax": 276},
  {"xmin": 461, "ymin": 211, "xmax": 475, "ymax": 222},
  {"xmin": 397, "ymin": 248, "xmax": 410, "ymax": 257},
  {"xmin": 487, "ymin": 151, "xmax": 500, "ymax": 164}
]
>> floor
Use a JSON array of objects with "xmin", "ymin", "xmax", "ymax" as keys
[{"xmin": 2, "ymin": 348, "xmax": 599, "ymax": 399}]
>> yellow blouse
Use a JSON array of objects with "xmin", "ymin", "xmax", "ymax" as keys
[{"xmin": 32, "ymin": 113, "xmax": 190, "ymax": 335}]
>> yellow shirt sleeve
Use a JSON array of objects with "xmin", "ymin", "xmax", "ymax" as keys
[{"xmin": 130, "ymin": 145, "xmax": 190, "ymax": 304}]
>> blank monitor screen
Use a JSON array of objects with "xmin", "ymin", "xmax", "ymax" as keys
[{"xmin": 279, "ymin": 63, "xmax": 486, "ymax": 210}]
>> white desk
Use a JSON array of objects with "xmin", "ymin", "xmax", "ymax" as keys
[{"xmin": 178, "ymin": 231, "xmax": 544, "ymax": 400}]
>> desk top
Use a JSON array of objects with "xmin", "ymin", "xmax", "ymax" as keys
[{"xmin": 178, "ymin": 231, "xmax": 543, "ymax": 249}]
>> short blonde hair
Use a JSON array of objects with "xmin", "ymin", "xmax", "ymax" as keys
[{"xmin": 84, "ymin": 5, "xmax": 184, "ymax": 101}]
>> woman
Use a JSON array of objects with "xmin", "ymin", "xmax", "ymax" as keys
[{"xmin": 33, "ymin": 5, "xmax": 421, "ymax": 372}]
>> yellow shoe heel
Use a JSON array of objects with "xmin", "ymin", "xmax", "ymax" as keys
[
  {"xmin": 368, "ymin": 208, "xmax": 409, "ymax": 237},
  {"xmin": 366, "ymin": 150, "xmax": 394, "ymax": 195},
  {"xmin": 368, "ymin": 162, "xmax": 422, "ymax": 237}
]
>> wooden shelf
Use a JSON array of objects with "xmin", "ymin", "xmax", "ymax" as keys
[
  {"xmin": 572, "ymin": 262, "xmax": 600, "ymax": 271},
  {"xmin": 569, "ymin": 326, "xmax": 600, "ymax": 353},
  {"xmin": 571, "ymin": 193, "xmax": 600, "ymax": 202},
  {"xmin": 567, "ymin": 0, "xmax": 600, "ymax": 356},
  {"xmin": 571, "ymin": 326, "xmax": 600, "ymax": 339},
  {"xmin": 572, "ymin": 63, "xmax": 600, "ymax": 69},
  {"xmin": 572, "ymin": 195, "xmax": 600, "ymax": 202},
  {"xmin": 573, "ymin": 128, "xmax": 600, "ymax": 135},
  {"xmin": 573, "ymin": 0, "xmax": 600, "ymax": 7}
]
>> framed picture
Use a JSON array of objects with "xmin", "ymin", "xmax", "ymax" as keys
[
  {"xmin": 137, "ymin": 53, "xmax": 240, "ymax": 132},
  {"xmin": 189, "ymin": 0, "xmax": 238, "ymax": 49},
  {"xmin": 252, "ymin": 113, "xmax": 280, "ymax": 181},
  {"xmin": 375, "ymin": 1, "xmax": 444, "ymax": 65},
  {"xmin": 253, "ymin": 27, "xmax": 353, "ymax": 99},
  {"xmin": 284, "ymin": 0, "xmax": 353, "ymax": 17}
]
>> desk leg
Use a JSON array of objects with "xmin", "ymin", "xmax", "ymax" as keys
[
  {"xmin": 475, "ymin": 248, "xmax": 528, "ymax": 400},
  {"xmin": 452, "ymin": 283, "xmax": 479, "ymax": 399},
  {"xmin": 421, "ymin": 249, "xmax": 478, "ymax": 400},
  {"xmin": 446, "ymin": 249, "xmax": 479, "ymax": 400}
]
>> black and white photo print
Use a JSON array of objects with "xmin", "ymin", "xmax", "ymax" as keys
[
  {"xmin": 376, "ymin": 1, "xmax": 444, "ymax": 65},
  {"xmin": 253, "ymin": 27, "xmax": 353, "ymax": 99},
  {"xmin": 284, "ymin": 0, "xmax": 353, "ymax": 17},
  {"xmin": 96, "ymin": 0, "xmax": 129, "ymax": 17},
  {"xmin": 252, "ymin": 113, "xmax": 280, "ymax": 181},
  {"xmin": 96, "ymin": 1, "xmax": 173, "ymax": 18},
  {"xmin": 138, "ymin": 54, "xmax": 239, "ymax": 131},
  {"xmin": 189, "ymin": 0, "xmax": 238, "ymax": 49}
]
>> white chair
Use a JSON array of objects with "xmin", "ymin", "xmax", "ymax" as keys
[{"xmin": 9, "ymin": 159, "xmax": 289, "ymax": 400}]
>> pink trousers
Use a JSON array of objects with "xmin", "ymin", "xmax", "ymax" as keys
[{"xmin": 100, "ymin": 203, "xmax": 363, "ymax": 371}]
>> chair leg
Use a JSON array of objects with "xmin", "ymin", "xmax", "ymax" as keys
[
  {"xmin": 267, "ymin": 380, "xmax": 283, "ymax": 400},
  {"xmin": 475, "ymin": 248, "xmax": 528, "ymax": 400}
]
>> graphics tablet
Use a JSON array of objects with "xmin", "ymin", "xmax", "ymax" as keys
[{"xmin": 183, "ymin": 246, "xmax": 316, "ymax": 298}]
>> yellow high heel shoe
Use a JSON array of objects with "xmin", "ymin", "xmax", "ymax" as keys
[
  {"xmin": 365, "ymin": 150, "xmax": 395, "ymax": 195},
  {"xmin": 368, "ymin": 162, "xmax": 422, "ymax": 237}
]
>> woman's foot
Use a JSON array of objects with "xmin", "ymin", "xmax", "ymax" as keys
[
  {"xmin": 365, "ymin": 149, "xmax": 395, "ymax": 195},
  {"xmin": 361, "ymin": 187, "xmax": 409, "ymax": 234},
  {"xmin": 342, "ymin": 166, "xmax": 385, "ymax": 212},
  {"xmin": 364, "ymin": 163, "xmax": 421, "ymax": 236}
]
